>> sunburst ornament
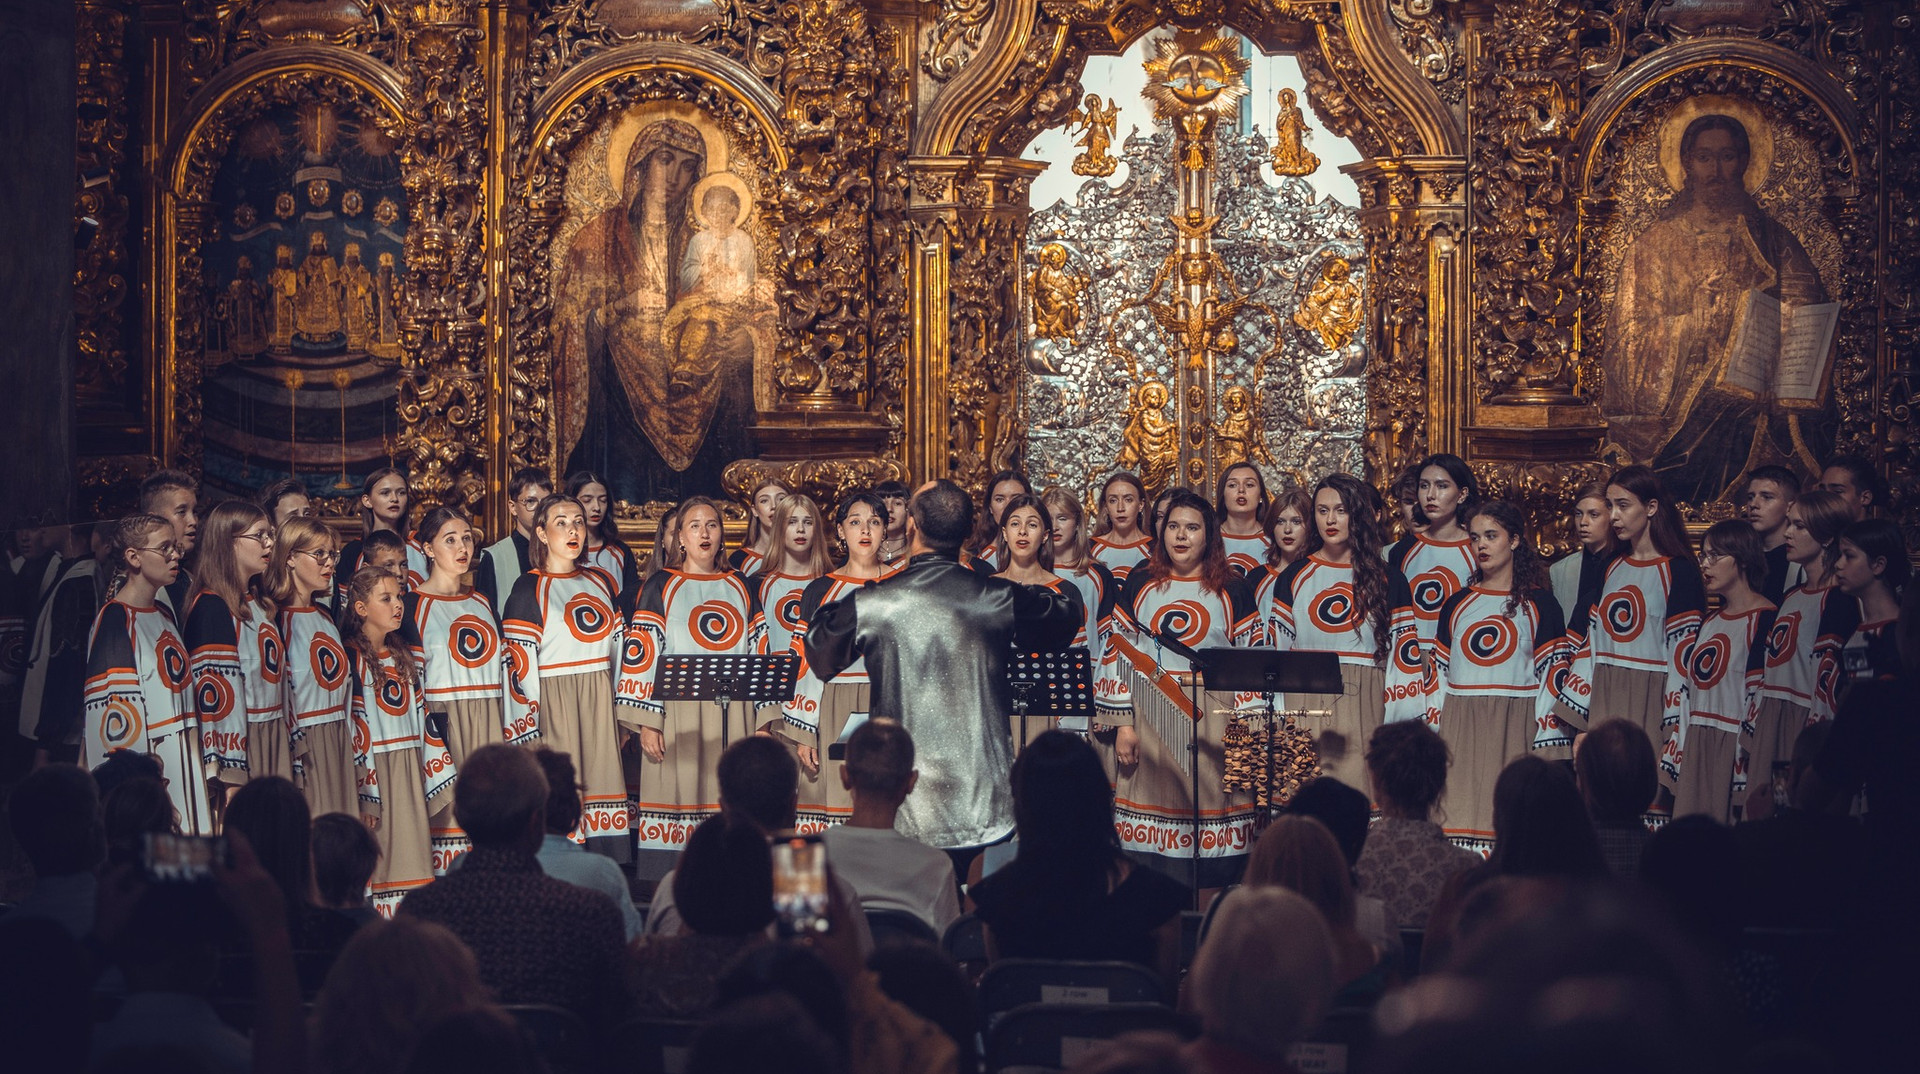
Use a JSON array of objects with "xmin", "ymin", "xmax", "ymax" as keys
[{"xmin": 1141, "ymin": 28, "xmax": 1251, "ymax": 122}]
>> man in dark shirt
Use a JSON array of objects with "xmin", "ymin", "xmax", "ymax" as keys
[{"xmin": 399, "ymin": 744, "xmax": 629, "ymax": 1026}]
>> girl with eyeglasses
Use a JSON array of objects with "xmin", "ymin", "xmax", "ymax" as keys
[
  {"xmin": 1665, "ymin": 521, "xmax": 1776, "ymax": 824},
  {"xmin": 268, "ymin": 517, "xmax": 359, "ymax": 818},
  {"xmin": 184, "ymin": 501, "xmax": 290, "ymax": 791},
  {"xmin": 85, "ymin": 514, "xmax": 213, "ymax": 833}
]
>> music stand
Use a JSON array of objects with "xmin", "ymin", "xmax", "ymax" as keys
[
  {"xmin": 1198, "ymin": 648, "xmax": 1344, "ymax": 850},
  {"xmin": 655, "ymin": 653, "xmax": 800, "ymax": 749},
  {"xmin": 1005, "ymin": 646, "xmax": 1094, "ymax": 748}
]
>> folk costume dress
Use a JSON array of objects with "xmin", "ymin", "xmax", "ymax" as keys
[
  {"xmin": 1055, "ymin": 561, "xmax": 1130, "ymax": 734},
  {"xmin": 1221, "ymin": 531, "xmax": 1273, "ymax": 580},
  {"xmin": 1665, "ymin": 606, "xmax": 1775, "ymax": 824},
  {"xmin": 403, "ymin": 590, "xmax": 536, "ymax": 767},
  {"xmin": 1009, "ymin": 576, "xmax": 1090, "ymax": 752},
  {"xmin": 1549, "ymin": 549, "xmax": 1611, "ymax": 630},
  {"xmin": 619, "ymin": 568, "xmax": 768, "ymax": 860},
  {"xmin": 1261, "ymin": 555, "xmax": 1425, "ymax": 790},
  {"xmin": 1425, "ymin": 586, "xmax": 1570, "ymax": 853},
  {"xmin": 1751, "ymin": 577, "xmax": 1859, "ymax": 776},
  {"xmin": 1389, "ymin": 531, "xmax": 1478, "ymax": 662},
  {"xmin": 184, "ymin": 592, "xmax": 290, "ymax": 785},
  {"xmin": 349, "ymin": 647, "xmax": 458, "ymax": 914},
  {"xmin": 18, "ymin": 557, "xmax": 104, "ymax": 757},
  {"xmin": 85, "ymin": 599, "xmax": 213, "ymax": 834},
  {"xmin": 1833, "ymin": 616, "xmax": 1900, "ymax": 708},
  {"xmin": 502, "ymin": 567, "xmax": 628, "ymax": 860},
  {"xmin": 282, "ymin": 603, "xmax": 356, "ymax": 817},
  {"xmin": 583, "ymin": 539, "xmax": 641, "ymax": 618},
  {"xmin": 1109, "ymin": 570, "xmax": 1264, "ymax": 886},
  {"xmin": 783, "ymin": 570, "xmax": 883, "ymax": 831},
  {"xmin": 1550, "ymin": 556, "xmax": 1705, "ymax": 756},
  {"xmin": 1092, "ymin": 535, "xmax": 1153, "ymax": 585},
  {"xmin": 749, "ymin": 567, "xmax": 816, "ymax": 720},
  {"xmin": 727, "ymin": 546, "xmax": 768, "ymax": 577}
]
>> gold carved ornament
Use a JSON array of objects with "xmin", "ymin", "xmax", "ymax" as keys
[
  {"xmin": 1117, "ymin": 381, "xmax": 1178, "ymax": 496},
  {"xmin": 1269, "ymin": 88, "xmax": 1321, "ymax": 177},
  {"xmin": 1066, "ymin": 93, "xmax": 1121, "ymax": 177},
  {"xmin": 1293, "ymin": 256, "xmax": 1364, "ymax": 354},
  {"xmin": 1030, "ymin": 242, "xmax": 1090, "ymax": 345}
]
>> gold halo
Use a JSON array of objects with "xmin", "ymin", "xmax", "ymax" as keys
[
  {"xmin": 605, "ymin": 104, "xmax": 727, "ymax": 190},
  {"xmin": 690, "ymin": 172, "xmax": 753, "ymax": 230},
  {"xmin": 1658, "ymin": 95, "xmax": 1773, "ymax": 193}
]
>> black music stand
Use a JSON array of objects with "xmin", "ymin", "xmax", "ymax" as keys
[
  {"xmin": 655, "ymin": 653, "xmax": 800, "ymax": 749},
  {"xmin": 1005, "ymin": 646, "xmax": 1095, "ymax": 748},
  {"xmin": 1199, "ymin": 648, "xmax": 1344, "ymax": 836}
]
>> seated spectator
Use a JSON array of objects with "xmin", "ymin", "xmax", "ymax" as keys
[
  {"xmin": 1066, "ymin": 1032, "xmax": 1197, "ymax": 1074},
  {"xmin": 0, "ymin": 915, "xmax": 93, "ymax": 1073},
  {"xmin": 716, "ymin": 935, "xmax": 958, "ymax": 1074},
  {"xmin": 312, "ymin": 812, "xmax": 381, "ymax": 925},
  {"xmin": 1642, "ymin": 815, "xmax": 1784, "ymax": 1031},
  {"xmin": 1283, "ymin": 776, "xmax": 1396, "ymax": 948},
  {"xmin": 91, "ymin": 881, "xmax": 248, "ymax": 1074},
  {"xmin": 90, "ymin": 749, "xmax": 164, "ymax": 803},
  {"xmin": 868, "ymin": 941, "xmax": 978, "ymax": 1074},
  {"xmin": 1355, "ymin": 723, "xmax": 1481, "ymax": 929},
  {"xmin": 530, "ymin": 748, "xmax": 642, "ymax": 940},
  {"xmin": 1245, "ymin": 815, "xmax": 1390, "ymax": 1006},
  {"xmin": 402, "ymin": 1006, "xmax": 546, "ymax": 1074},
  {"xmin": 1184, "ymin": 886, "xmax": 1337, "ymax": 1074},
  {"xmin": 223, "ymin": 776, "xmax": 361, "ymax": 960},
  {"xmin": 969, "ymin": 731, "xmax": 1186, "ymax": 985},
  {"xmin": 398, "ymin": 744, "xmax": 628, "ymax": 1027},
  {"xmin": 645, "ymin": 736, "xmax": 873, "ymax": 955},
  {"xmin": 4, "ymin": 763, "xmax": 104, "ymax": 939},
  {"xmin": 312, "ymin": 917, "xmax": 494, "ymax": 1074},
  {"xmin": 1575, "ymin": 718, "xmax": 1660, "ymax": 879},
  {"xmin": 822, "ymin": 720, "xmax": 961, "ymax": 934},
  {"xmin": 627, "ymin": 814, "xmax": 773, "ymax": 1018},
  {"xmin": 102, "ymin": 777, "xmax": 175, "ymax": 867},
  {"xmin": 691, "ymin": 993, "xmax": 843, "ymax": 1074},
  {"xmin": 1735, "ymin": 721, "xmax": 1867, "ymax": 930}
]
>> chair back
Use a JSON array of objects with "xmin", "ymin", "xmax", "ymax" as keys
[
  {"xmin": 977, "ymin": 959, "xmax": 1166, "ymax": 1025},
  {"xmin": 610, "ymin": 1016, "xmax": 701, "ymax": 1074},
  {"xmin": 503, "ymin": 1003, "xmax": 599, "ymax": 1074},
  {"xmin": 866, "ymin": 907, "xmax": 942, "ymax": 948},
  {"xmin": 985, "ymin": 1001, "xmax": 1187, "ymax": 1074},
  {"xmin": 943, "ymin": 912, "xmax": 988, "ymax": 962},
  {"xmin": 1285, "ymin": 1005, "xmax": 1375, "ymax": 1074}
]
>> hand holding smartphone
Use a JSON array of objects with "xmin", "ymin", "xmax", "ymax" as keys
[{"xmin": 772, "ymin": 833, "xmax": 831, "ymax": 938}]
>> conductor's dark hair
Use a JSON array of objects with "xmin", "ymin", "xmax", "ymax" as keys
[{"xmin": 909, "ymin": 480, "xmax": 974, "ymax": 554}]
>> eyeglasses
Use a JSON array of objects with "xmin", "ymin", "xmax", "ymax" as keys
[
  {"xmin": 1699, "ymin": 550, "xmax": 1729, "ymax": 565},
  {"xmin": 300, "ymin": 549, "xmax": 339, "ymax": 566},
  {"xmin": 237, "ymin": 531, "xmax": 274, "ymax": 547},
  {"xmin": 134, "ymin": 544, "xmax": 182, "ymax": 560}
]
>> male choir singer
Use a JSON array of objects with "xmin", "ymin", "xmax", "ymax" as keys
[{"xmin": 804, "ymin": 480, "xmax": 1079, "ymax": 850}]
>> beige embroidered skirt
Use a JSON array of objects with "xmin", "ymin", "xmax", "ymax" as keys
[
  {"xmin": 1435, "ymin": 693, "xmax": 1537, "ymax": 854},
  {"xmin": 369, "ymin": 745, "xmax": 436, "ymax": 917},
  {"xmin": 1288, "ymin": 662, "xmax": 1386, "ymax": 794},
  {"xmin": 538, "ymin": 669, "xmax": 630, "ymax": 861},
  {"xmin": 787, "ymin": 681, "xmax": 871, "ymax": 833},
  {"xmin": 298, "ymin": 720, "xmax": 360, "ymax": 821},
  {"xmin": 437, "ymin": 695, "xmax": 505, "ymax": 770},
  {"xmin": 1747, "ymin": 696, "xmax": 1813, "ymax": 786},
  {"xmin": 1670, "ymin": 726, "xmax": 1741, "ymax": 825},
  {"xmin": 243, "ymin": 717, "xmax": 293, "ymax": 783}
]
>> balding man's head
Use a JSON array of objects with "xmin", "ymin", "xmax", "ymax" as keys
[{"xmin": 908, "ymin": 480, "xmax": 973, "ymax": 554}]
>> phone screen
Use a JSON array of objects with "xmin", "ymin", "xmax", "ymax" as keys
[
  {"xmin": 140, "ymin": 832, "xmax": 227, "ymax": 884},
  {"xmin": 771, "ymin": 834, "xmax": 830, "ymax": 938},
  {"xmin": 1771, "ymin": 761, "xmax": 1791, "ymax": 808}
]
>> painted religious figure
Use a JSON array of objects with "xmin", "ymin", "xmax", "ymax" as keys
[
  {"xmin": 269, "ymin": 245, "xmax": 298, "ymax": 352},
  {"xmin": 1606, "ymin": 109, "xmax": 1837, "ymax": 503},
  {"xmin": 555, "ymin": 115, "xmax": 772, "ymax": 502},
  {"xmin": 1030, "ymin": 242, "xmax": 1089, "ymax": 345},
  {"xmin": 215, "ymin": 255, "xmax": 269, "ymax": 358},
  {"xmin": 339, "ymin": 243, "xmax": 376, "ymax": 353},
  {"xmin": 294, "ymin": 231, "xmax": 344, "ymax": 347},
  {"xmin": 1117, "ymin": 380, "xmax": 1177, "ymax": 496}
]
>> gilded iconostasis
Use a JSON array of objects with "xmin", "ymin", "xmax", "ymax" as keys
[{"xmin": 67, "ymin": 0, "xmax": 1920, "ymax": 545}]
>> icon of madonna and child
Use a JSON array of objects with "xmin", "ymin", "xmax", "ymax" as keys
[{"xmin": 554, "ymin": 116, "xmax": 775, "ymax": 502}]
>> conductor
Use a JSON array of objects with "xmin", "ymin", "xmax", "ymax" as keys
[{"xmin": 805, "ymin": 479, "xmax": 1079, "ymax": 850}]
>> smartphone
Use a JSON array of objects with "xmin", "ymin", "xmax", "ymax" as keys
[
  {"xmin": 1771, "ymin": 761, "xmax": 1791, "ymax": 809},
  {"xmin": 771, "ymin": 833, "xmax": 831, "ymax": 938},
  {"xmin": 140, "ymin": 832, "xmax": 227, "ymax": 884}
]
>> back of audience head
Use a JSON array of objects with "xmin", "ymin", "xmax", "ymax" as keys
[
  {"xmin": 1012, "ymin": 730, "xmax": 1122, "ymax": 894},
  {"xmin": 1190, "ymin": 886, "xmax": 1336, "ymax": 1060},
  {"xmin": 1575, "ymin": 719, "xmax": 1659, "ymax": 827},
  {"xmin": 842, "ymin": 718, "xmax": 916, "ymax": 803},
  {"xmin": 1640, "ymin": 815, "xmax": 1743, "ymax": 954},
  {"xmin": 402, "ymin": 1006, "xmax": 548, "ymax": 1074},
  {"xmin": 868, "ymin": 941, "xmax": 977, "ymax": 1073},
  {"xmin": 312, "ymin": 812, "xmax": 381, "ymax": 912},
  {"xmin": 1280, "ymin": 776, "xmax": 1371, "ymax": 869},
  {"xmin": 453, "ymin": 744, "xmax": 548, "ymax": 852},
  {"xmin": 1366, "ymin": 721, "xmax": 1450, "ymax": 823},
  {"xmin": 0, "ymin": 917, "xmax": 92, "ymax": 1074},
  {"xmin": 691, "ymin": 993, "xmax": 843, "ymax": 1074},
  {"xmin": 532, "ymin": 748, "xmax": 582, "ymax": 837},
  {"xmin": 1245, "ymin": 814, "xmax": 1357, "ymax": 929},
  {"xmin": 91, "ymin": 749, "xmax": 164, "ymax": 802},
  {"xmin": 313, "ymin": 917, "xmax": 493, "ymax": 1074},
  {"xmin": 1489, "ymin": 755, "xmax": 1607, "ymax": 880},
  {"xmin": 717, "ymin": 735, "xmax": 800, "ymax": 833},
  {"xmin": 102, "ymin": 777, "xmax": 174, "ymax": 865},
  {"xmin": 712, "ymin": 942, "xmax": 851, "ymax": 1061},
  {"xmin": 1066, "ymin": 1031, "xmax": 1197, "ymax": 1074},
  {"xmin": 8, "ymin": 763, "xmax": 104, "ymax": 877},
  {"xmin": 674, "ymin": 814, "xmax": 775, "ymax": 938},
  {"xmin": 223, "ymin": 775, "xmax": 313, "ymax": 908}
]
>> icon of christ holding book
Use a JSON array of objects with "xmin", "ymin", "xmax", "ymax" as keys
[{"xmin": 1606, "ymin": 111, "xmax": 1838, "ymax": 503}]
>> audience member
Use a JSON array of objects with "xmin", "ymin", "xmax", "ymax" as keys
[
  {"xmin": 4, "ymin": 762, "xmax": 104, "ymax": 939},
  {"xmin": 644, "ymin": 736, "xmax": 873, "ymax": 954},
  {"xmin": 1282, "ymin": 776, "xmax": 1395, "ymax": 949},
  {"xmin": 91, "ymin": 864, "xmax": 252, "ymax": 1072},
  {"xmin": 312, "ymin": 812, "xmax": 381, "ymax": 924},
  {"xmin": 101, "ymin": 777, "xmax": 175, "ymax": 867},
  {"xmin": 627, "ymin": 814, "xmax": 773, "ymax": 1019},
  {"xmin": 224, "ymin": 775, "xmax": 362, "ymax": 958},
  {"xmin": 89, "ymin": 749, "xmax": 164, "ymax": 803},
  {"xmin": 822, "ymin": 719, "xmax": 961, "ymax": 933},
  {"xmin": 1184, "ymin": 886, "xmax": 1337, "ymax": 1074},
  {"xmin": 1642, "ymin": 816, "xmax": 1784, "ymax": 1032},
  {"xmin": 0, "ymin": 915, "xmax": 93, "ymax": 1073},
  {"xmin": 1575, "ymin": 719, "xmax": 1660, "ymax": 879},
  {"xmin": 402, "ymin": 1006, "xmax": 549, "ymax": 1074},
  {"xmin": 690, "ymin": 993, "xmax": 843, "ymax": 1074},
  {"xmin": 1356, "ymin": 723, "xmax": 1481, "ymax": 928},
  {"xmin": 399, "ymin": 744, "xmax": 629, "ymax": 1027},
  {"xmin": 969, "ymin": 731, "xmax": 1186, "ymax": 985},
  {"xmin": 312, "ymin": 916, "xmax": 494, "ymax": 1074},
  {"xmin": 868, "ymin": 941, "xmax": 978, "ymax": 1074},
  {"xmin": 1066, "ymin": 1032, "xmax": 1198, "ymax": 1074},
  {"xmin": 1734, "ymin": 722, "xmax": 1867, "ymax": 930},
  {"xmin": 1245, "ymin": 815, "xmax": 1391, "ymax": 1005},
  {"xmin": 530, "ymin": 748, "xmax": 642, "ymax": 940}
]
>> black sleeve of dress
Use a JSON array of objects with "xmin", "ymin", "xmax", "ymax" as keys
[
  {"xmin": 1113, "ymin": 566, "xmax": 1148, "ymax": 632},
  {"xmin": 500, "ymin": 572, "xmax": 545, "ymax": 630},
  {"xmin": 726, "ymin": 548, "xmax": 748, "ymax": 572},
  {"xmin": 36, "ymin": 581, "xmax": 99, "ymax": 746},
  {"xmin": 1387, "ymin": 536, "xmax": 1414, "ymax": 573},
  {"xmin": 613, "ymin": 540, "xmax": 641, "ymax": 619},
  {"xmin": 1747, "ymin": 609, "xmax": 1778, "ymax": 673},
  {"xmin": 1090, "ymin": 562, "xmax": 1118, "ymax": 621},
  {"xmin": 796, "ymin": 575, "xmax": 842, "ymax": 624},
  {"xmin": 803, "ymin": 586, "xmax": 862, "ymax": 682},
  {"xmin": 1528, "ymin": 587, "xmax": 1567, "ymax": 646},
  {"xmin": 1011, "ymin": 580, "xmax": 1079, "ymax": 652},
  {"xmin": 183, "ymin": 591, "xmax": 236, "ymax": 651},
  {"xmin": 399, "ymin": 591, "xmax": 425, "ymax": 649},
  {"xmin": 1223, "ymin": 575, "xmax": 1260, "ymax": 625}
]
